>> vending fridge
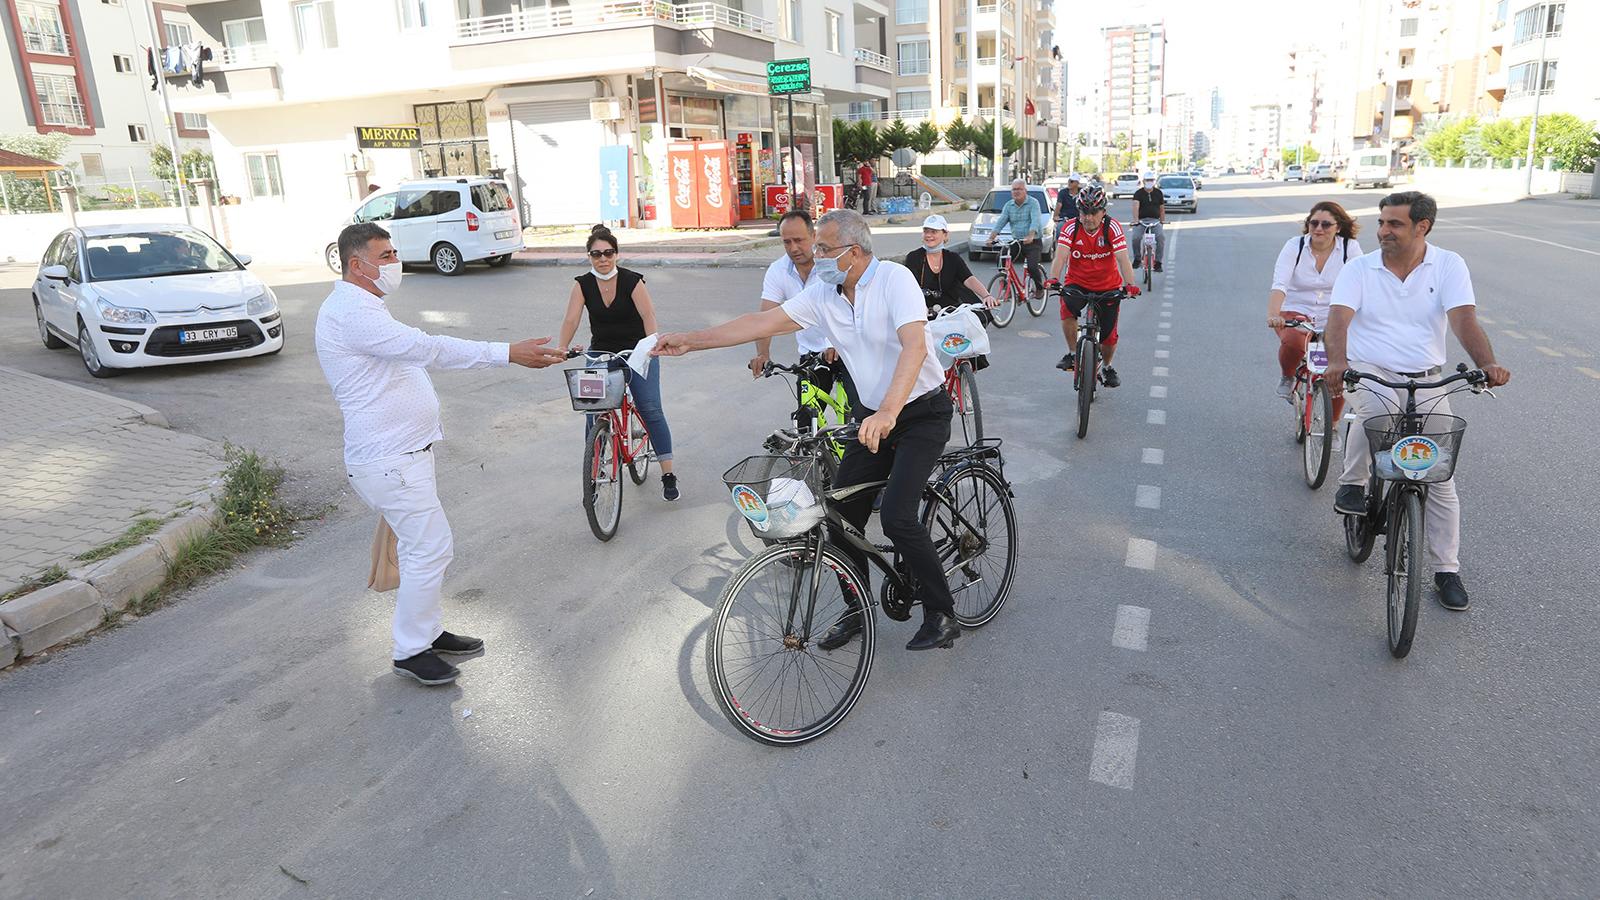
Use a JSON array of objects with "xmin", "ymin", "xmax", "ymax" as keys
[{"xmin": 666, "ymin": 141, "xmax": 738, "ymax": 230}]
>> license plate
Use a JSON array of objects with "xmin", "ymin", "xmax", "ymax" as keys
[
  {"xmin": 179, "ymin": 326, "xmax": 238, "ymax": 344},
  {"xmin": 495, "ymin": 230, "xmax": 515, "ymax": 240}
]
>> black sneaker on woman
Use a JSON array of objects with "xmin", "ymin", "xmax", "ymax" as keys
[{"xmin": 662, "ymin": 473, "xmax": 680, "ymax": 502}]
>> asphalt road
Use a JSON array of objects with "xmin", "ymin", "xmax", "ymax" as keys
[{"xmin": 2, "ymin": 179, "xmax": 1598, "ymax": 898}]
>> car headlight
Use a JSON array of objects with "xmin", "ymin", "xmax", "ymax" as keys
[
  {"xmin": 246, "ymin": 291, "xmax": 278, "ymax": 317},
  {"xmin": 95, "ymin": 298, "xmax": 156, "ymax": 325}
]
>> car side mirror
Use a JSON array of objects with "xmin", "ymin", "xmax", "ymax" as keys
[
  {"xmin": 234, "ymin": 253, "xmax": 253, "ymax": 267},
  {"xmin": 42, "ymin": 264, "xmax": 69, "ymax": 281}
]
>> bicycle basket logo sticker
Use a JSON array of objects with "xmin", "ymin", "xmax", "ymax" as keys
[
  {"xmin": 940, "ymin": 332, "xmax": 972, "ymax": 355},
  {"xmin": 730, "ymin": 485, "xmax": 770, "ymax": 531},
  {"xmin": 1391, "ymin": 435, "xmax": 1440, "ymax": 478}
]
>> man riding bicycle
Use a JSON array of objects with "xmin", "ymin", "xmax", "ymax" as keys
[
  {"xmin": 987, "ymin": 178, "xmax": 1045, "ymax": 296},
  {"xmin": 655, "ymin": 209, "xmax": 963, "ymax": 652},
  {"xmin": 1326, "ymin": 191, "xmax": 1510, "ymax": 611},
  {"xmin": 1046, "ymin": 184, "xmax": 1140, "ymax": 387},
  {"xmin": 1052, "ymin": 173, "xmax": 1082, "ymax": 246},
  {"xmin": 749, "ymin": 209, "xmax": 857, "ymax": 408},
  {"xmin": 1129, "ymin": 172, "xmax": 1165, "ymax": 272}
]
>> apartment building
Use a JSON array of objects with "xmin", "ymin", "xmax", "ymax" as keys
[
  {"xmin": 1247, "ymin": 103, "xmax": 1282, "ymax": 170},
  {"xmin": 1160, "ymin": 91, "xmax": 1192, "ymax": 165},
  {"xmin": 1099, "ymin": 21, "xmax": 1165, "ymax": 153},
  {"xmin": 1, "ymin": 0, "xmax": 210, "ymax": 189}
]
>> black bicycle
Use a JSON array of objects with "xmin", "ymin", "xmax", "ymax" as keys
[
  {"xmin": 1058, "ymin": 285, "xmax": 1129, "ymax": 439},
  {"xmin": 707, "ymin": 425, "xmax": 1019, "ymax": 745},
  {"xmin": 1342, "ymin": 364, "xmax": 1489, "ymax": 658}
]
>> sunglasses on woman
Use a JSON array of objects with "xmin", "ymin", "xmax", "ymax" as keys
[
  {"xmin": 1307, "ymin": 219, "xmax": 1337, "ymax": 230},
  {"xmin": 588, "ymin": 248, "xmax": 617, "ymax": 259}
]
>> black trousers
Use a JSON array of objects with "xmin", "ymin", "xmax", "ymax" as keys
[{"xmin": 830, "ymin": 390, "xmax": 955, "ymax": 617}]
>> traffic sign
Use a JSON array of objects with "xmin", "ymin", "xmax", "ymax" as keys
[{"xmin": 766, "ymin": 58, "xmax": 811, "ymax": 95}]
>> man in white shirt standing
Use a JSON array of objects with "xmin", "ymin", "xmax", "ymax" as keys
[
  {"xmin": 316, "ymin": 223, "xmax": 566, "ymax": 685},
  {"xmin": 655, "ymin": 209, "xmax": 961, "ymax": 651},
  {"xmin": 747, "ymin": 210, "xmax": 857, "ymax": 408},
  {"xmin": 1325, "ymin": 192, "xmax": 1511, "ymax": 612}
]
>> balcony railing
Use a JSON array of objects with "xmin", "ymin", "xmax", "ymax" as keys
[
  {"xmin": 23, "ymin": 28, "xmax": 71, "ymax": 56},
  {"xmin": 854, "ymin": 47, "xmax": 891, "ymax": 71},
  {"xmin": 843, "ymin": 108, "xmax": 931, "ymax": 122},
  {"xmin": 219, "ymin": 44, "xmax": 275, "ymax": 67},
  {"xmin": 39, "ymin": 100, "xmax": 87, "ymax": 128},
  {"xmin": 898, "ymin": 58, "xmax": 930, "ymax": 76},
  {"xmin": 456, "ymin": 0, "xmax": 773, "ymax": 42}
]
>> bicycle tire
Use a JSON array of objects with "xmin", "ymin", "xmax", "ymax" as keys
[
  {"xmin": 1075, "ymin": 337, "xmax": 1097, "ymax": 439},
  {"xmin": 583, "ymin": 417, "xmax": 623, "ymax": 542},
  {"xmin": 987, "ymin": 272, "xmax": 1016, "ymax": 328},
  {"xmin": 922, "ymin": 463, "xmax": 1018, "ymax": 628},
  {"xmin": 627, "ymin": 429, "xmax": 653, "ymax": 485},
  {"xmin": 953, "ymin": 362, "xmax": 984, "ymax": 447},
  {"xmin": 1293, "ymin": 379, "xmax": 1308, "ymax": 444},
  {"xmin": 1026, "ymin": 277, "xmax": 1047, "ymax": 316},
  {"xmin": 1345, "ymin": 509, "xmax": 1377, "ymax": 563},
  {"xmin": 1143, "ymin": 258, "xmax": 1152, "ymax": 291},
  {"xmin": 706, "ymin": 542, "xmax": 875, "ymax": 746},
  {"xmin": 1302, "ymin": 382, "xmax": 1332, "ymax": 489},
  {"xmin": 1386, "ymin": 490, "xmax": 1425, "ymax": 658}
]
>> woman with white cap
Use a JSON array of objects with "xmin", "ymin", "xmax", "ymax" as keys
[{"xmin": 904, "ymin": 214, "xmax": 999, "ymax": 315}]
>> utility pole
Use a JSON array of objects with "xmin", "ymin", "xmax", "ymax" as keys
[
  {"xmin": 1523, "ymin": 6, "xmax": 1552, "ymax": 197},
  {"xmin": 144, "ymin": 0, "xmax": 192, "ymax": 224},
  {"xmin": 991, "ymin": 1, "xmax": 1004, "ymax": 187}
]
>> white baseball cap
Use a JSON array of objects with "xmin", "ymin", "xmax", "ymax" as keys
[
  {"xmin": 921, "ymin": 214, "xmax": 950, "ymax": 231},
  {"xmin": 1142, "ymin": 171, "xmax": 1156, "ymax": 181},
  {"xmin": 1068, "ymin": 173, "xmax": 1082, "ymax": 181}
]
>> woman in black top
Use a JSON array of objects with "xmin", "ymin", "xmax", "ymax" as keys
[
  {"xmin": 903, "ymin": 215, "xmax": 997, "ymax": 313},
  {"xmin": 557, "ymin": 225, "xmax": 678, "ymax": 501}
]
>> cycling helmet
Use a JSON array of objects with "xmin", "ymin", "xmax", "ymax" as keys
[{"xmin": 1077, "ymin": 185, "xmax": 1107, "ymax": 212}]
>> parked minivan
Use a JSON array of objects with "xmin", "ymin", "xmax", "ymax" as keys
[
  {"xmin": 326, "ymin": 177, "xmax": 523, "ymax": 275},
  {"xmin": 1344, "ymin": 149, "xmax": 1395, "ymax": 190}
]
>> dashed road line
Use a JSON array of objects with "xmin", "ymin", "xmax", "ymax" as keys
[
  {"xmin": 1124, "ymin": 538, "xmax": 1157, "ymax": 570},
  {"xmin": 1142, "ymin": 448, "xmax": 1164, "ymax": 465},
  {"xmin": 1160, "ymin": 310, "xmax": 1172, "ymax": 317},
  {"xmin": 1578, "ymin": 367, "xmax": 1600, "ymax": 380},
  {"xmin": 1159, "ymin": 322, "xmax": 1172, "ymax": 329},
  {"xmin": 1152, "ymin": 366, "xmax": 1169, "ymax": 377},
  {"xmin": 1089, "ymin": 712, "xmax": 1141, "ymax": 790},
  {"xmin": 1113, "ymin": 605, "xmax": 1151, "ymax": 651},
  {"xmin": 1161, "ymin": 301, "xmax": 1172, "ymax": 308},
  {"xmin": 1135, "ymin": 485, "xmax": 1162, "ymax": 509},
  {"xmin": 1527, "ymin": 331, "xmax": 1551, "ymax": 341},
  {"xmin": 1536, "ymin": 346, "xmax": 1564, "ymax": 357},
  {"xmin": 1147, "ymin": 409, "xmax": 1167, "ymax": 425},
  {"xmin": 1157, "ymin": 334, "xmax": 1172, "ymax": 342},
  {"xmin": 1155, "ymin": 349, "xmax": 1170, "ymax": 358},
  {"xmin": 1478, "ymin": 315, "xmax": 1496, "ymax": 324},
  {"xmin": 1150, "ymin": 385, "xmax": 1168, "ymax": 398}
]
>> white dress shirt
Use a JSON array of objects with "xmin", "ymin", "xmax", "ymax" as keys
[
  {"xmin": 315, "ymin": 280, "xmax": 509, "ymax": 467},
  {"xmin": 1270, "ymin": 235, "xmax": 1362, "ymax": 326},
  {"xmin": 780, "ymin": 259, "xmax": 946, "ymax": 411},
  {"xmin": 760, "ymin": 256, "xmax": 831, "ymax": 354},
  {"xmin": 1331, "ymin": 243, "xmax": 1476, "ymax": 373}
]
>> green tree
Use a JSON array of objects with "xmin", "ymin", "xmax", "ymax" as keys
[
  {"xmin": 1478, "ymin": 117, "xmax": 1526, "ymax": 162},
  {"xmin": 1420, "ymin": 116, "xmax": 1479, "ymax": 165},
  {"xmin": 974, "ymin": 118, "xmax": 1023, "ymax": 158},
  {"xmin": 1533, "ymin": 112, "xmax": 1599, "ymax": 171},
  {"xmin": 149, "ymin": 145, "xmax": 216, "ymax": 182},
  {"xmin": 908, "ymin": 121, "xmax": 942, "ymax": 156},
  {"xmin": 879, "ymin": 118, "xmax": 913, "ymax": 153},
  {"xmin": 943, "ymin": 116, "xmax": 979, "ymax": 175},
  {"xmin": 1280, "ymin": 143, "xmax": 1321, "ymax": 166},
  {"xmin": 0, "ymin": 132, "xmax": 72, "ymax": 163}
]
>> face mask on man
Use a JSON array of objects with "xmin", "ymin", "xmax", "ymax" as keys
[
  {"xmin": 361, "ymin": 256, "xmax": 402, "ymax": 294},
  {"xmin": 814, "ymin": 246, "xmax": 853, "ymax": 285}
]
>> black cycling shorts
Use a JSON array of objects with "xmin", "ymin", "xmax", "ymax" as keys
[{"xmin": 1060, "ymin": 288, "xmax": 1121, "ymax": 348}]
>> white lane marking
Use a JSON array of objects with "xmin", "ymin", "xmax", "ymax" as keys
[
  {"xmin": 1147, "ymin": 409, "xmax": 1167, "ymax": 425},
  {"xmin": 1527, "ymin": 331, "xmax": 1551, "ymax": 341},
  {"xmin": 1159, "ymin": 322, "xmax": 1172, "ymax": 329},
  {"xmin": 1578, "ymin": 367, "xmax": 1600, "ymax": 380},
  {"xmin": 1536, "ymin": 346, "xmax": 1564, "ymax": 357},
  {"xmin": 1162, "ymin": 302, "xmax": 1173, "ymax": 308},
  {"xmin": 1152, "ymin": 366, "xmax": 1169, "ymax": 377},
  {"xmin": 1089, "ymin": 712, "xmax": 1142, "ymax": 789},
  {"xmin": 1561, "ymin": 346, "xmax": 1593, "ymax": 358},
  {"xmin": 1157, "ymin": 334, "xmax": 1172, "ymax": 342},
  {"xmin": 1150, "ymin": 385, "xmax": 1168, "ymax": 398},
  {"xmin": 1161, "ymin": 310, "xmax": 1173, "ymax": 317},
  {"xmin": 1135, "ymin": 485, "xmax": 1162, "ymax": 509},
  {"xmin": 1155, "ymin": 349, "xmax": 1170, "ymax": 358},
  {"xmin": 1124, "ymin": 538, "xmax": 1157, "ymax": 570},
  {"xmin": 1113, "ymin": 605, "xmax": 1151, "ymax": 651},
  {"xmin": 1446, "ymin": 222, "xmax": 1600, "ymax": 257},
  {"xmin": 1142, "ymin": 447, "xmax": 1165, "ymax": 465},
  {"xmin": 1502, "ymin": 330, "xmax": 1527, "ymax": 339}
]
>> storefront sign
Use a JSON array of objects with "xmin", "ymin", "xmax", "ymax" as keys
[
  {"xmin": 764, "ymin": 184, "xmax": 791, "ymax": 216},
  {"xmin": 355, "ymin": 125, "xmax": 422, "ymax": 149},
  {"xmin": 766, "ymin": 58, "xmax": 811, "ymax": 95},
  {"xmin": 598, "ymin": 145, "xmax": 632, "ymax": 222}
]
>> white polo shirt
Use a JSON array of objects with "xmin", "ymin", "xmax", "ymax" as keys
[
  {"xmin": 1331, "ymin": 243, "xmax": 1475, "ymax": 373},
  {"xmin": 1270, "ymin": 235, "xmax": 1362, "ymax": 326},
  {"xmin": 760, "ymin": 256, "xmax": 830, "ymax": 354},
  {"xmin": 780, "ymin": 258, "xmax": 946, "ymax": 411}
]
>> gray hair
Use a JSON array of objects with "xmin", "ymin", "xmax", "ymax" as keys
[
  {"xmin": 338, "ymin": 222, "xmax": 390, "ymax": 271},
  {"xmin": 1011, "ymin": 178, "xmax": 1027, "ymax": 189},
  {"xmin": 817, "ymin": 208, "xmax": 873, "ymax": 254}
]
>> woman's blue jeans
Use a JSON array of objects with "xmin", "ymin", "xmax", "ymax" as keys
[{"xmin": 587, "ymin": 354, "xmax": 673, "ymax": 461}]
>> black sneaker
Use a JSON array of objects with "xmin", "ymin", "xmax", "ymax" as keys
[
  {"xmin": 1055, "ymin": 352, "xmax": 1076, "ymax": 371},
  {"xmin": 431, "ymin": 631, "xmax": 484, "ymax": 656},
  {"xmin": 1334, "ymin": 484, "xmax": 1367, "ymax": 516},
  {"xmin": 662, "ymin": 473, "xmax": 680, "ymax": 502},
  {"xmin": 1435, "ymin": 572, "xmax": 1470, "ymax": 611},
  {"xmin": 1154, "ymin": 261, "xmax": 1164, "ymax": 273},
  {"xmin": 905, "ymin": 613, "xmax": 961, "ymax": 651},
  {"xmin": 1101, "ymin": 366, "xmax": 1122, "ymax": 388},
  {"xmin": 393, "ymin": 650, "xmax": 459, "ymax": 685}
]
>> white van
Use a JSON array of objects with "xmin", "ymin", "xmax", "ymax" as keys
[
  {"xmin": 1345, "ymin": 149, "xmax": 1394, "ymax": 190},
  {"xmin": 326, "ymin": 177, "xmax": 524, "ymax": 275}
]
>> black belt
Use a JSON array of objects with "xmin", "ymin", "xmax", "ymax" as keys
[{"xmin": 1398, "ymin": 366, "xmax": 1442, "ymax": 378}]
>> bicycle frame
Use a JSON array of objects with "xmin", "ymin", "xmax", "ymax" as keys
[
  {"xmin": 580, "ymin": 351, "xmax": 652, "ymax": 473},
  {"xmin": 1285, "ymin": 320, "xmax": 1328, "ymax": 431},
  {"xmin": 995, "ymin": 243, "xmax": 1027, "ymax": 296}
]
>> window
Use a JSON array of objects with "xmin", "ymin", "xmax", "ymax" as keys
[
  {"xmin": 1494, "ymin": 0, "xmax": 1509, "ymax": 23},
  {"xmin": 178, "ymin": 113, "xmax": 209, "ymax": 130},
  {"xmin": 847, "ymin": 101, "xmax": 877, "ymax": 119},
  {"xmin": 34, "ymin": 74, "xmax": 87, "ymax": 127},
  {"xmin": 897, "ymin": 39, "xmax": 930, "ymax": 76},
  {"xmin": 1507, "ymin": 59, "xmax": 1558, "ymax": 96},
  {"xmin": 395, "ymin": 189, "xmax": 460, "ymax": 219},
  {"xmin": 128, "ymin": 124, "xmax": 148, "ymax": 141},
  {"xmin": 895, "ymin": 89, "xmax": 931, "ymax": 113},
  {"xmin": 18, "ymin": 1, "xmax": 69, "ymax": 55},
  {"xmin": 82, "ymin": 153, "xmax": 105, "ymax": 179},
  {"xmin": 164, "ymin": 20, "xmax": 193, "ymax": 48},
  {"xmin": 470, "ymin": 182, "xmax": 514, "ymax": 212},
  {"xmin": 397, "ymin": 0, "xmax": 430, "ymax": 29},
  {"xmin": 223, "ymin": 17, "xmax": 268, "ymax": 47},
  {"xmin": 778, "ymin": 0, "xmax": 800, "ymax": 42},
  {"xmin": 103, "ymin": 0, "xmax": 122, "ymax": 5},
  {"xmin": 293, "ymin": 0, "xmax": 339, "ymax": 51},
  {"xmin": 113, "ymin": 54, "xmax": 134, "ymax": 73},
  {"xmin": 355, "ymin": 193, "xmax": 396, "ymax": 222},
  {"xmin": 896, "ymin": 0, "xmax": 928, "ymax": 25},
  {"xmin": 1399, "ymin": 18, "xmax": 1418, "ymax": 37},
  {"xmin": 1512, "ymin": 2, "xmax": 1563, "ymax": 43},
  {"xmin": 825, "ymin": 10, "xmax": 841, "ymax": 54},
  {"xmin": 246, "ymin": 153, "xmax": 284, "ymax": 198}
]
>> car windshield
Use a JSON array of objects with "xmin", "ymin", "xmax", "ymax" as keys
[
  {"xmin": 1118, "ymin": 174, "xmax": 1139, "ymax": 182},
  {"xmin": 1158, "ymin": 177, "xmax": 1191, "ymax": 190},
  {"xmin": 84, "ymin": 231, "xmax": 239, "ymax": 282}
]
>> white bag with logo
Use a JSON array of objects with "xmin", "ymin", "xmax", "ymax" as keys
[{"xmin": 926, "ymin": 308, "xmax": 991, "ymax": 368}]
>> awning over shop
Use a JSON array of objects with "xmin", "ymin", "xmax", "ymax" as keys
[{"xmin": 681, "ymin": 66, "xmax": 826, "ymax": 105}]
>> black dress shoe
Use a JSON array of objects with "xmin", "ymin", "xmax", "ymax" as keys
[
  {"xmin": 393, "ymin": 650, "xmax": 459, "ymax": 685},
  {"xmin": 816, "ymin": 607, "xmax": 865, "ymax": 651},
  {"xmin": 1435, "ymin": 572, "xmax": 1470, "ymax": 611},
  {"xmin": 1334, "ymin": 484, "xmax": 1367, "ymax": 516},
  {"xmin": 432, "ymin": 631, "xmax": 484, "ymax": 656},
  {"xmin": 906, "ymin": 614, "xmax": 960, "ymax": 651}
]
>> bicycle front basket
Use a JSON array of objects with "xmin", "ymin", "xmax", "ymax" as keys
[
  {"xmin": 1364, "ymin": 413, "xmax": 1467, "ymax": 484},
  {"xmin": 564, "ymin": 366, "xmax": 626, "ymax": 412},
  {"xmin": 722, "ymin": 455, "xmax": 825, "ymax": 539}
]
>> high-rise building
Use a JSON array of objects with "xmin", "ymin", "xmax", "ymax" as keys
[
  {"xmin": 1162, "ymin": 92, "xmax": 1194, "ymax": 165},
  {"xmin": 1247, "ymin": 103, "xmax": 1283, "ymax": 169},
  {"xmin": 1100, "ymin": 21, "xmax": 1166, "ymax": 155},
  {"xmin": 1209, "ymin": 87, "xmax": 1222, "ymax": 129}
]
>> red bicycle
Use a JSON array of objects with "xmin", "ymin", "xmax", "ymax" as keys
[
  {"xmin": 984, "ymin": 240, "xmax": 1047, "ymax": 328},
  {"xmin": 1282, "ymin": 319, "xmax": 1335, "ymax": 488},
  {"xmin": 929, "ymin": 303, "xmax": 986, "ymax": 447},
  {"xmin": 564, "ymin": 349, "xmax": 653, "ymax": 541}
]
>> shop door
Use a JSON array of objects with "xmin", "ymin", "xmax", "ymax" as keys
[{"xmin": 508, "ymin": 100, "xmax": 604, "ymax": 226}]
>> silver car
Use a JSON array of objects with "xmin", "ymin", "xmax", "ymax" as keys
[
  {"xmin": 1158, "ymin": 175, "xmax": 1198, "ymax": 213},
  {"xmin": 967, "ymin": 186, "xmax": 1056, "ymax": 263}
]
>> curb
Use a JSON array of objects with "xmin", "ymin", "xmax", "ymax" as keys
[
  {"xmin": 0, "ymin": 364, "xmax": 170, "ymax": 428},
  {"xmin": 510, "ymin": 238, "xmax": 973, "ymax": 270},
  {"xmin": 0, "ymin": 503, "xmax": 218, "ymax": 669}
]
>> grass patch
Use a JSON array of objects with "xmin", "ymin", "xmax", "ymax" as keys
[
  {"xmin": 1, "ymin": 565, "xmax": 68, "ymax": 603},
  {"xmin": 75, "ymin": 518, "xmax": 164, "ymax": 563}
]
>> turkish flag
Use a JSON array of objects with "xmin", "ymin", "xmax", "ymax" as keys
[{"xmin": 1025, "ymin": 97, "xmax": 1036, "ymax": 116}]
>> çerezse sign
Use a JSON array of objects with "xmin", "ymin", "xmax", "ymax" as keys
[
  {"xmin": 355, "ymin": 125, "xmax": 422, "ymax": 149},
  {"xmin": 766, "ymin": 59, "xmax": 811, "ymax": 95}
]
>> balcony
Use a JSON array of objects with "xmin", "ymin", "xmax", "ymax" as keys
[
  {"xmin": 23, "ymin": 28, "xmax": 71, "ymax": 56},
  {"xmin": 455, "ymin": 0, "xmax": 773, "ymax": 42},
  {"xmin": 451, "ymin": 0, "xmax": 774, "ymax": 70},
  {"xmin": 854, "ymin": 47, "xmax": 891, "ymax": 72},
  {"xmin": 218, "ymin": 44, "xmax": 275, "ymax": 68},
  {"xmin": 160, "ymin": 44, "xmax": 283, "ymax": 112}
]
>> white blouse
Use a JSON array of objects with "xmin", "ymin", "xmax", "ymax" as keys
[{"xmin": 1270, "ymin": 234, "xmax": 1362, "ymax": 326}]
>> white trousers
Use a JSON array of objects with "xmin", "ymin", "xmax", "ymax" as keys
[
  {"xmin": 348, "ymin": 448, "xmax": 453, "ymax": 659},
  {"xmin": 1339, "ymin": 360, "xmax": 1461, "ymax": 573}
]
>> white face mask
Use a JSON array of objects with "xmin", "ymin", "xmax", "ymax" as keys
[
  {"xmin": 925, "ymin": 241, "xmax": 946, "ymax": 253},
  {"xmin": 590, "ymin": 266, "xmax": 618, "ymax": 281},
  {"xmin": 361, "ymin": 256, "xmax": 402, "ymax": 294}
]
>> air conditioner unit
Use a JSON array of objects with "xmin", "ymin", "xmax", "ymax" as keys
[{"xmin": 590, "ymin": 98, "xmax": 623, "ymax": 121}]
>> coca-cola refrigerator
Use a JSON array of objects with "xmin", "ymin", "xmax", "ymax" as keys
[{"xmin": 666, "ymin": 141, "xmax": 738, "ymax": 229}]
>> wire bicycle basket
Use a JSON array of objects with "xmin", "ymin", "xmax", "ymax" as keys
[
  {"xmin": 1364, "ymin": 413, "xmax": 1467, "ymax": 483},
  {"xmin": 564, "ymin": 366, "xmax": 626, "ymax": 412},
  {"xmin": 722, "ymin": 454, "xmax": 826, "ymax": 539}
]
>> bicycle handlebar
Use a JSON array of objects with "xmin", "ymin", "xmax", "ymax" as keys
[
  {"xmin": 1281, "ymin": 320, "xmax": 1321, "ymax": 333},
  {"xmin": 566, "ymin": 348, "xmax": 633, "ymax": 361},
  {"xmin": 929, "ymin": 302, "xmax": 988, "ymax": 320},
  {"xmin": 761, "ymin": 355, "xmax": 833, "ymax": 380},
  {"xmin": 1343, "ymin": 363, "xmax": 1485, "ymax": 392}
]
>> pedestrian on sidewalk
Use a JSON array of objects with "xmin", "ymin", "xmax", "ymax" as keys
[
  {"xmin": 856, "ymin": 161, "xmax": 876, "ymax": 215},
  {"xmin": 315, "ymin": 222, "xmax": 567, "ymax": 686}
]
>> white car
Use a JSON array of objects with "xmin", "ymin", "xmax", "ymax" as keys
[
  {"xmin": 326, "ymin": 176, "xmax": 523, "ymax": 276},
  {"xmin": 32, "ymin": 225, "xmax": 282, "ymax": 378},
  {"xmin": 1158, "ymin": 175, "xmax": 1198, "ymax": 213},
  {"xmin": 1284, "ymin": 164, "xmax": 1305, "ymax": 182},
  {"xmin": 1111, "ymin": 172, "xmax": 1141, "ymax": 199}
]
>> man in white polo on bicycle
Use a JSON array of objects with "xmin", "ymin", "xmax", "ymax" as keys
[
  {"xmin": 1325, "ymin": 191, "xmax": 1510, "ymax": 612},
  {"xmin": 748, "ymin": 209, "xmax": 857, "ymax": 408},
  {"xmin": 655, "ymin": 209, "xmax": 962, "ymax": 652}
]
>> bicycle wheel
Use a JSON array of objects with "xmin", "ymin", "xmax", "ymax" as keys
[
  {"xmin": 1026, "ymin": 278, "xmax": 1047, "ymax": 316},
  {"xmin": 627, "ymin": 427, "xmax": 652, "ymax": 485},
  {"xmin": 952, "ymin": 362, "xmax": 984, "ymax": 447},
  {"xmin": 923, "ymin": 463, "xmax": 1017, "ymax": 627},
  {"xmin": 706, "ymin": 541, "xmax": 876, "ymax": 746},
  {"xmin": 1385, "ymin": 490, "xmax": 1425, "ymax": 658},
  {"xmin": 987, "ymin": 272, "xmax": 1016, "ymax": 328},
  {"xmin": 1143, "ymin": 257, "xmax": 1152, "ymax": 291},
  {"xmin": 1302, "ymin": 382, "xmax": 1332, "ymax": 489},
  {"xmin": 1075, "ymin": 337, "xmax": 1097, "ymax": 439},
  {"xmin": 583, "ymin": 417, "xmax": 623, "ymax": 542}
]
